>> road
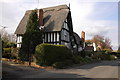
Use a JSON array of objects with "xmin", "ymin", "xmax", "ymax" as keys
[{"xmin": 2, "ymin": 60, "xmax": 119, "ymax": 79}]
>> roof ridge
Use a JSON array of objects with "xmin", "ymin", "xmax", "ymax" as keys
[
  {"xmin": 25, "ymin": 4, "xmax": 68, "ymax": 13},
  {"xmin": 42, "ymin": 4, "xmax": 68, "ymax": 11}
]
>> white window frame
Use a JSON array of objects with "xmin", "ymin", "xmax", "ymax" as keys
[
  {"xmin": 57, "ymin": 32, "xmax": 59, "ymax": 41},
  {"xmin": 54, "ymin": 32, "xmax": 56, "ymax": 42}
]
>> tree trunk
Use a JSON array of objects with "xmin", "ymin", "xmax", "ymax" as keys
[{"xmin": 29, "ymin": 53, "xmax": 31, "ymax": 66}]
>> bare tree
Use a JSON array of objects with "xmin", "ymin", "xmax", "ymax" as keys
[
  {"xmin": 8, "ymin": 34, "xmax": 17, "ymax": 42},
  {"xmin": 0, "ymin": 27, "xmax": 16, "ymax": 43},
  {"xmin": 92, "ymin": 35, "xmax": 112, "ymax": 51},
  {"xmin": 0, "ymin": 27, "xmax": 8, "ymax": 41},
  {"xmin": 92, "ymin": 35, "xmax": 104, "ymax": 44}
]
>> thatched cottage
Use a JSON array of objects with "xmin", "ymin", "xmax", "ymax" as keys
[{"xmin": 15, "ymin": 5, "xmax": 84, "ymax": 52}]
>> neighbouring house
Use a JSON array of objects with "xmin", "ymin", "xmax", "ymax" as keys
[
  {"xmin": 84, "ymin": 46, "xmax": 94, "ymax": 52},
  {"xmin": 14, "ymin": 4, "xmax": 84, "ymax": 52},
  {"xmin": 85, "ymin": 42, "xmax": 97, "ymax": 51},
  {"xmin": 73, "ymin": 32, "xmax": 83, "ymax": 52},
  {"xmin": 84, "ymin": 46, "xmax": 94, "ymax": 57}
]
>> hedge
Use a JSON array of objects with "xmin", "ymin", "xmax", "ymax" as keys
[
  {"xmin": 92, "ymin": 53, "xmax": 117, "ymax": 60},
  {"xmin": 98, "ymin": 54, "xmax": 117, "ymax": 60},
  {"xmin": 53, "ymin": 60, "xmax": 73, "ymax": 69},
  {"xmin": 35, "ymin": 43, "xmax": 73, "ymax": 66},
  {"xmin": 2, "ymin": 48, "xmax": 19, "ymax": 59},
  {"xmin": 72, "ymin": 55, "xmax": 83, "ymax": 64},
  {"xmin": 72, "ymin": 55, "xmax": 93, "ymax": 64}
]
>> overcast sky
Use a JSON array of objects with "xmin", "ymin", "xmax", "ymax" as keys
[{"xmin": 0, "ymin": 0, "xmax": 119, "ymax": 50}]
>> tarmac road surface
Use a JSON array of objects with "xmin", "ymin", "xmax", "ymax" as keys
[{"xmin": 2, "ymin": 60, "xmax": 119, "ymax": 79}]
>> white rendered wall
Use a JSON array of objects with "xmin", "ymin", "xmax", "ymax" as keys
[{"xmin": 17, "ymin": 36, "xmax": 22, "ymax": 47}]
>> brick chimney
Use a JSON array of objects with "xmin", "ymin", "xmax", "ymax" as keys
[
  {"xmin": 38, "ymin": 9, "xmax": 43, "ymax": 26},
  {"xmin": 81, "ymin": 31, "xmax": 85, "ymax": 42}
]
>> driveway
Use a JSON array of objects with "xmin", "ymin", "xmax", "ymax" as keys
[{"xmin": 2, "ymin": 60, "xmax": 119, "ymax": 79}]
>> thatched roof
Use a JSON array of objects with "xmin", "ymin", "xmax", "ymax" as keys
[
  {"xmin": 15, "ymin": 5, "xmax": 69, "ymax": 34},
  {"xmin": 73, "ymin": 32, "xmax": 82, "ymax": 45}
]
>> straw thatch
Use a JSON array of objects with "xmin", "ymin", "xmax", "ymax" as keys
[{"xmin": 15, "ymin": 5, "xmax": 69, "ymax": 34}]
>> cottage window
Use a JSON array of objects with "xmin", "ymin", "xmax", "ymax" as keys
[
  {"xmin": 48, "ymin": 33, "xmax": 50, "ymax": 42},
  {"xmin": 44, "ymin": 33, "xmax": 46, "ymax": 42},
  {"xmin": 19, "ymin": 36, "xmax": 22, "ymax": 42},
  {"xmin": 49, "ymin": 33, "xmax": 51, "ymax": 42},
  {"xmin": 51, "ymin": 33, "xmax": 53, "ymax": 42},
  {"xmin": 57, "ymin": 32, "xmax": 59, "ymax": 41},
  {"xmin": 17, "ymin": 36, "xmax": 22, "ymax": 43}
]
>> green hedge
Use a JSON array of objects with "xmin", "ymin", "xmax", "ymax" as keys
[
  {"xmin": 98, "ymin": 54, "xmax": 117, "ymax": 60},
  {"xmin": 2, "ymin": 48, "xmax": 19, "ymax": 59},
  {"xmin": 2, "ymin": 48, "xmax": 11, "ymax": 58},
  {"xmin": 72, "ymin": 55, "xmax": 93, "ymax": 64},
  {"xmin": 53, "ymin": 60, "xmax": 73, "ymax": 69},
  {"xmin": 72, "ymin": 55, "xmax": 83, "ymax": 64},
  {"xmin": 35, "ymin": 43, "xmax": 73, "ymax": 66}
]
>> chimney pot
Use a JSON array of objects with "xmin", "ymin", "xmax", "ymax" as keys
[
  {"xmin": 81, "ymin": 31, "xmax": 85, "ymax": 42},
  {"xmin": 38, "ymin": 9, "xmax": 43, "ymax": 26}
]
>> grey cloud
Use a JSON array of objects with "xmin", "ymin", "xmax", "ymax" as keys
[{"xmin": 85, "ymin": 26, "xmax": 111, "ymax": 38}]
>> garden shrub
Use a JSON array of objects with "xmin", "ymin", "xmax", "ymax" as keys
[
  {"xmin": 116, "ymin": 53, "xmax": 120, "ymax": 59},
  {"xmin": 35, "ymin": 43, "xmax": 73, "ymax": 66},
  {"xmin": 72, "ymin": 55, "xmax": 83, "ymax": 64},
  {"xmin": 65, "ymin": 59, "xmax": 73, "ymax": 66},
  {"xmin": 19, "ymin": 48, "xmax": 29, "ymax": 61},
  {"xmin": 2, "ymin": 48, "xmax": 11, "ymax": 58},
  {"xmin": 11, "ymin": 48, "xmax": 19, "ymax": 59},
  {"xmin": 92, "ymin": 55, "xmax": 99, "ymax": 59},
  {"xmin": 53, "ymin": 60, "xmax": 73, "ymax": 69},
  {"xmin": 92, "ymin": 51, "xmax": 102, "ymax": 59},
  {"xmin": 102, "ymin": 49, "xmax": 112, "ymax": 54},
  {"xmin": 52, "ymin": 61, "xmax": 66, "ymax": 69},
  {"xmin": 72, "ymin": 55, "xmax": 80, "ymax": 64},
  {"xmin": 2, "ymin": 48, "xmax": 19, "ymax": 59},
  {"xmin": 98, "ymin": 54, "xmax": 107, "ymax": 60},
  {"xmin": 72, "ymin": 55, "xmax": 93, "ymax": 64},
  {"xmin": 98, "ymin": 54, "xmax": 117, "ymax": 60},
  {"xmin": 84, "ymin": 51, "xmax": 93, "ymax": 57},
  {"xmin": 79, "ymin": 50, "xmax": 86, "ymax": 58},
  {"xmin": 84, "ymin": 57, "xmax": 93, "ymax": 63},
  {"xmin": 109, "ymin": 55, "xmax": 117, "ymax": 60}
]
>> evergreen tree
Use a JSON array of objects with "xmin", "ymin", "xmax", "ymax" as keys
[{"xmin": 19, "ymin": 9, "xmax": 42, "ymax": 65}]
